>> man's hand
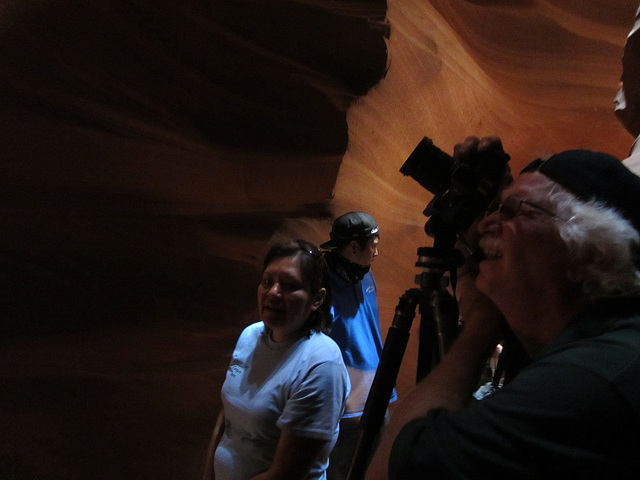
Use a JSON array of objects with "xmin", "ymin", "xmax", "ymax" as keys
[{"xmin": 452, "ymin": 135, "xmax": 507, "ymax": 163}]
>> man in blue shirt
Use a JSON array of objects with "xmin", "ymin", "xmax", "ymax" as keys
[{"xmin": 321, "ymin": 211, "xmax": 396, "ymax": 480}]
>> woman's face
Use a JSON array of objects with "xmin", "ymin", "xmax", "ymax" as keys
[{"xmin": 257, "ymin": 254, "xmax": 323, "ymax": 342}]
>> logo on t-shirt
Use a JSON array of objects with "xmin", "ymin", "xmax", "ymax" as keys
[{"xmin": 229, "ymin": 358, "xmax": 247, "ymax": 378}]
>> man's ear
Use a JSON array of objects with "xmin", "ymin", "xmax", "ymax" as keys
[
  {"xmin": 348, "ymin": 240, "xmax": 361, "ymax": 255},
  {"xmin": 568, "ymin": 243, "xmax": 618, "ymax": 284},
  {"xmin": 311, "ymin": 288, "xmax": 326, "ymax": 311}
]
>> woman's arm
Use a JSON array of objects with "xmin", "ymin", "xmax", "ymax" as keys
[
  {"xmin": 250, "ymin": 431, "xmax": 327, "ymax": 480},
  {"xmin": 202, "ymin": 409, "xmax": 225, "ymax": 480}
]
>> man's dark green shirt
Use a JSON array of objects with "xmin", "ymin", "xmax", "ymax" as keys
[{"xmin": 389, "ymin": 297, "xmax": 640, "ymax": 479}]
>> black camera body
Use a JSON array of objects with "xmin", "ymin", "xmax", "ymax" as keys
[{"xmin": 400, "ymin": 137, "xmax": 510, "ymax": 239}]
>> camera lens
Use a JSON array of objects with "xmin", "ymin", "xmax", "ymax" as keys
[{"xmin": 400, "ymin": 137, "xmax": 454, "ymax": 196}]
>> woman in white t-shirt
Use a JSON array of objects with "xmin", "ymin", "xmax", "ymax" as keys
[{"xmin": 204, "ymin": 239, "xmax": 350, "ymax": 480}]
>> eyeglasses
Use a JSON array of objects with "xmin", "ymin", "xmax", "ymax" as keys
[{"xmin": 485, "ymin": 196, "xmax": 557, "ymax": 220}]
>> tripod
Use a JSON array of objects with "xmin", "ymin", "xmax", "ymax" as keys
[{"xmin": 345, "ymin": 234, "xmax": 462, "ymax": 480}]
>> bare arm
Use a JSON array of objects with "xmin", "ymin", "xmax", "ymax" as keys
[
  {"xmin": 202, "ymin": 409, "xmax": 225, "ymax": 480},
  {"xmin": 250, "ymin": 431, "xmax": 328, "ymax": 480}
]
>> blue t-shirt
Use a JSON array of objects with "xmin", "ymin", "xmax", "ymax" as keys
[{"xmin": 328, "ymin": 267, "xmax": 397, "ymax": 417}]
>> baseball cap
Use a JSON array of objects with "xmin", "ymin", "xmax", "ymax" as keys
[
  {"xmin": 320, "ymin": 212, "xmax": 379, "ymax": 250},
  {"xmin": 522, "ymin": 150, "xmax": 640, "ymax": 233}
]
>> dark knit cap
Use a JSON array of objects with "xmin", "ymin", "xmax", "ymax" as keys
[
  {"xmin": 320, "ymin": 212, "xmax": 379, "ymax": 250},
  {"xmin": 522, "ymin": 150, "xmax": 640, "ymax": 233}
]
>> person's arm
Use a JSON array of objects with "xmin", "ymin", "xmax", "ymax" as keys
[
  {"xmin": 365, "ymin": 273, "xmax": 503, "ymax": 480},
  {"xmin": 250, "ymin": 431, "xmax": 327, "ymax": 480},
  {"xmin": 202, "ymin": 409, "xmax": 225, "ymax": 480}
]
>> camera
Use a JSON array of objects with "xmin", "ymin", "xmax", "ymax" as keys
[{"xmin": 400, "ymin": 137, "xmax": 510, "ymax": 239}]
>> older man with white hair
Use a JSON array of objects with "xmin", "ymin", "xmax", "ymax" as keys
[{"xmin": 366, "ymin": 136, "xmax": 640, "ymax": 480}]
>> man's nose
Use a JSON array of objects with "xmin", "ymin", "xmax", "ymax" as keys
[{"xmin": 477, "ymin": 213, "xmax": 502, "ymax": 235}]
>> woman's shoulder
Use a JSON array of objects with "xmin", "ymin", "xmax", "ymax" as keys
[
  {"xmin": 300, "ymin": 331, "xmax": 346, "ymax": 362},
  {"xmin": 237, "ymin": 321, "xmax": 265, "ymax": 343},
  {"xmin": 307, "ymin": 329, "xmax": 339, "ymax": 345}
]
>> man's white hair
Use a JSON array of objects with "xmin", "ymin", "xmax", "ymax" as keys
[{"xmin": 544, "ymin": 177, "xmax": 640, "ymax": 301}]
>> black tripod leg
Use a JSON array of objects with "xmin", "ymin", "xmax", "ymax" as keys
[{"xmin": 346, "ymin": 290, "xmax": 420, "ymax": 480}]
